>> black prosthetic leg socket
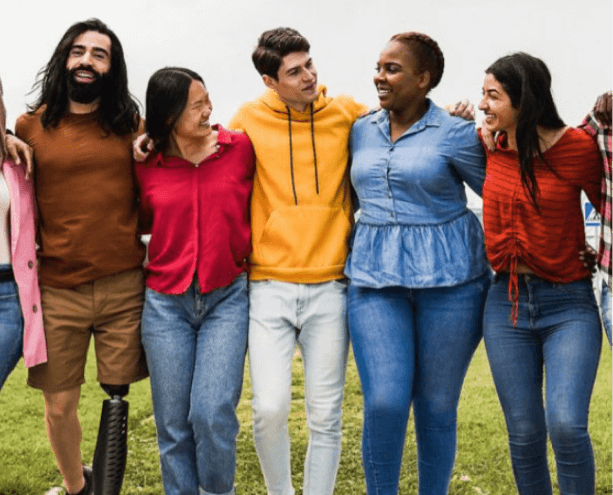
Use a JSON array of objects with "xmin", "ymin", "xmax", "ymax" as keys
[{"xmin": 93, "ymin": 386, "xmax": 129, "ymax": 495}]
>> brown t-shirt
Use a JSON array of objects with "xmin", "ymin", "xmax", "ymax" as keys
[{"xmin": 16, "ymin": 109, "xmax": 145, "ymax": 288}]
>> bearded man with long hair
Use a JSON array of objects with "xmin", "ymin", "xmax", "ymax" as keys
[{"xmin": 16, "ymin": 18, "xmax": 147, "ymax": 495}]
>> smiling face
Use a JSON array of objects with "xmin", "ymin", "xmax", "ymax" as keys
[
  {"xmin": 65, "ymin": 30, "xmax": 111, "ymax": 105},
  {"xmin": 478, "ymin": 73, "xmax": 519, "ymax": 134},
  {"xmin": 263, "ymin": 51, "xmax": 318, "ymax": 112},
  {"xmin": 374, "ymin": 40, "xmax": 430, "ymax": 113},
  {"xmin": 172, "ymin": 80, "xmax": 213, "ymax": 141}
]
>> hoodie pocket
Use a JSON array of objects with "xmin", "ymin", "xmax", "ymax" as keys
[{"xmin": 255, "ymin": 206, "xmax": 352, "ymax": 269}]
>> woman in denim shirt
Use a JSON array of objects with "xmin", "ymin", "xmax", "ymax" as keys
[{"xmin": 345, "ymin": 33, "xmax": 491, "ymax": 495}]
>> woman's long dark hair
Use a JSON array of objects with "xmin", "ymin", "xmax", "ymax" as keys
[
  {"xmin": 28, "ymin": 18, "xmax": 140, "ymax": 135},
  {"xmin": 485, "ymin": 52, "xmax": 565, "ymax": 208},
  {"xmin": 145, "ymin": 67, "xmax": 205, "ymax": 154}
]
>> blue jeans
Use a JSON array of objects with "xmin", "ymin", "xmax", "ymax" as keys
[
  {"xmin": 601, "ymin": 279, "xmax": 612, "ymax": 349},
  {"xmin": 248, "ymin": 280, "xmax": 348, "ymax": 495},
  {"xmin": 348, "ymin": 271, "xmax": 491, "ymax": 495},
  {"xmin": 483, "ymin": 274, "xmax": 601, "ymax": 495},
  {"xmin": 0, "ymin": 275, "xmax": 23, "ymax": 391},
  {"xmin": 141, "ymin": 274, "xmax": 248, "ymax": 495}
]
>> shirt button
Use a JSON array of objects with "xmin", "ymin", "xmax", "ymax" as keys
[
  {"xmin": 28, "ymin": 260, "xmax": 34, "ymax": 269},
  {"xmin": 32, "ymin": 304, "xmax": 38, "ymax": 313}
]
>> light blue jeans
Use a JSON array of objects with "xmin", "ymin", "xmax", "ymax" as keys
[
  {"xmin": 0, "ymin": 271, "xmax": 23, "ymax": 390},
  {"xmin": 141, "ymin": 274, "xmax": 248, "ymax": 495},
  {"xmin": 347, "ymin": 271, "xmax": 491, "ymax": 495},
  {"xmin": 248, "ymin": 280, "xmax": 349, "ymax": 495},
  {"xmin": 484, "ymin": 274, "xmax": 601, "ymax": 495}
]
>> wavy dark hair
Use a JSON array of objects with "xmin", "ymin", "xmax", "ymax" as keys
[
  {"xmin": 145, "ymin": 67, "xmax": 205, "ymax": 154},
  {"xmin": 486, "ymin": 52, "xmax": 565, "ymax": 208},
  {"xmin": 252, "ymin": 27, "xmax": 310, "ymax": 79},
  {"xmin": 28, "ymin": 18, "xmax": 140, "ymax": 135}
]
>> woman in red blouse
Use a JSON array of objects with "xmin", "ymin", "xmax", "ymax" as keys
[
  {"xmin": 478, "ymin": 53, "xmax": 603, "ymax": 495},
  {"xmin": 136, "ymin": 67, "xmax": 255, "ymax": 495}
]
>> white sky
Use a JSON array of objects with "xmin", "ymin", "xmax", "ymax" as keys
[{"xmin": 1, "ymin": 0, "xmax": 611, "ymax": 129}]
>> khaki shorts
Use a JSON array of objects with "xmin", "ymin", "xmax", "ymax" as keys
[{"xmin": 28, "ymin": 268, "xmax": 148, "ymax": 392}]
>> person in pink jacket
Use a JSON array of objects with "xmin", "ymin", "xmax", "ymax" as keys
[{"xmin": 0, "ymin": 75, "xmax": 46, "ymax": 389}]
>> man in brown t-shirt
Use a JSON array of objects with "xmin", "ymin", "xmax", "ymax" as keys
[{"xmin": 16, "ymin": 19, "xmax": 147, "ymax": 495}]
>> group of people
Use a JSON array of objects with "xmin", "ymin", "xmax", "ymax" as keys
[{"xmin": 0, "ymin": 17, "xmax": 610, "ymax": 495}]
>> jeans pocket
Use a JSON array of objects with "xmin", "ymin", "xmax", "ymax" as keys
[
  {"xmin": 0, "ymin": 280, "xmax": 18, "ymax": 300},
  {"xmin": 555, "ymin": 279, "xmax": 598, "ymax": 310}
]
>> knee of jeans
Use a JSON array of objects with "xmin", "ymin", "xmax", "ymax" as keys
[
  {"xmin": 414, "ymin": 393, "xmax": 457, "ymax": 425},
  {"xmin": 367, "ymin": 392, "xmax": 410, "ymax": 425},
  {"xmin": 548, "ymin": 419, "xmax": 589, "ymax": 449},
  {"xmin": 305, "ymin": 402, "xmax": 343, "ymax": 436},
  {"xmin": 507, "ymin": 418, "xmax": 547, "ymax": 447},
  {"xmin": 189, "ymin": 399, "xmax": 233, "ymax": 434},
  {"xmin": 252, "ymin": 395, "xmax": 291, "ymax": 433}
]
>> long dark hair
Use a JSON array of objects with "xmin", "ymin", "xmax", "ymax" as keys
[
  {"xmin": 145, "ymin": 67, "xmax": 205, "ymax": 153},
  {"xmin": 28, "ymin": 18, "xmax": 140, "ymax": 135},
  {"xmin": 485, "ymin": 52, "xmax": 565, "ymax": 208}
]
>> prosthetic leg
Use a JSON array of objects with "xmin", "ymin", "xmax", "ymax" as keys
[{"xmin": 93, "ymin": 384, "xmax": 130, "ymax": 495}]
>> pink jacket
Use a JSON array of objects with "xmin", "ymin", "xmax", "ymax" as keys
[{"xmin": 2, "ymin": 158, "xmax": 46, "ymax": 367}]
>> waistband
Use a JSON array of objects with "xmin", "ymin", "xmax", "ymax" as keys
[{"xmin": 0, "ymin": 266, "xmax": 15, "ymax": 282}]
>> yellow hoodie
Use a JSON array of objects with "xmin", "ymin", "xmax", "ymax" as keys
[{"xmin": 229, "ymin": 85, "xmax": 367, "ymax": 283}]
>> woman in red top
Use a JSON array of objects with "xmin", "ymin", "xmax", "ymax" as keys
[
  {"xmin": 136, "ymin": 67, "xmax": 254, "ymax": 495},
  {"xmin": 479, "ymin": 53, "xmax": 603, "ymax": 495}
]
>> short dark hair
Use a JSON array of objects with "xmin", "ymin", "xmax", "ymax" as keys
[
  {"xmin": 485, "ymin": 52, "xmax": 565, "ymax": 208},
  {"xmin": 28, "ymin": 18, "xmax": 139, "ymax": 135},
  {"xmin": 252, "ymin": 27, "xmax": 310, "ymax": 79},
  {"xmin": 389, "ymin": 32, "xmax": 445, "ymax": 91},
  {"xmin": 145, "ymin": 67, "xmax": 205, "ymax": 153}
]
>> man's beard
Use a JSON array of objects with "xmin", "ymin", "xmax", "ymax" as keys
[{"xmin": 66, "ymin": 66, "xmax": 108, "ymax": 104}]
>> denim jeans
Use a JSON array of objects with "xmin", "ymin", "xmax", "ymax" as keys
[
  {"xmin": 483, "ymin": 274, "xmax": 601, "ymax": 495},
  {"xmin": 248, "ymin": 280, "xmax": 348, "ymax": 495},
  {"xmin": 0, "ymin": 275, "xmax": 23, "ymax": 391},
  {"xmin": 601, "ymin": 279, "xmax": 612, "ymax": 349},
  {"xmin": 348, "ymin": 271, "xmax": 491, "ymax": 495},
  {"xmin": 141, "ymin": 274, "xmax": 248, "ymax": 495}
]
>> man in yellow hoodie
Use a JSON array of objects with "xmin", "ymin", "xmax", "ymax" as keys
[{"xmin": 228, "ymin": 28, "xmax": 367, "ymax": 495}]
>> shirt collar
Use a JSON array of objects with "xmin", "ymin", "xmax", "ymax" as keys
[
  {"xmin": 370, "ymin": 99, "xmax": 441, "ymax": 140},
  {"xmin": 152, "ymin": 124, "xmax": 231, "ymax": 167}
]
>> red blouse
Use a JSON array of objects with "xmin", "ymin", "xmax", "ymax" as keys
[
  {"xmin": 482, "ymin": 128, "xmax": 603, "ymax": 322},
  {"xmin": 136, "ymin": 125, "xmax": 255, "ymax": 294}
]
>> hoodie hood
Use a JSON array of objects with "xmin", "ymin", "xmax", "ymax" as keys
[{"xmin": 260, "ymin": 84, "xmax": 330, "ymax": 120}]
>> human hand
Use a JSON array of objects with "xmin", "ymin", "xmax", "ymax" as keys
[
  {"xmin": 5, "ymin": 134, "xmax": 34, "ymax": 179},
  {"xmin": 447, "ymin": 99, "xmax": 475, "ymax": 121},
  {"xmin": 593, "ymin": 91, "xmax": 612, "ymax": 128},
  {"xmin": 133, "ymin": 133, "xmax": 153, "ymax": 162},
  {"xmin": 478, "ymin": 122, "xmax": 499, "ymax": 152},
  {"xmin": 579, "ymin": 244, "xmax": 598, "ymax": 275}
]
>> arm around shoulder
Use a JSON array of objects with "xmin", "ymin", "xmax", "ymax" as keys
[{"xmin": 447, "ymin": 118, "xmax": 486, "ymax": 196}]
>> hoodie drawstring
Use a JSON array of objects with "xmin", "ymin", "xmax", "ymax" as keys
[
  {"xmin": 286, "ymin": 103, "xmax": 319, "ymax": 205},
  {"xmin": 286, "ymin": 106, "xmax": 299, "ymax": 205},
  {"xmin": 310, "ymin": 104, "xmax": 319, "ymax": 195}
]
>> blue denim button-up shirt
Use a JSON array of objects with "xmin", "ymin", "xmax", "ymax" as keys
[{"xmin": 345, "ymin": 100, "xmax": 489, "ymax": 288}]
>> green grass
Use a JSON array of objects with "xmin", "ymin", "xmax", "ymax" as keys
[{"xmin": 0, "ymin": 341, "xmax": 610, "ymax": 494}]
